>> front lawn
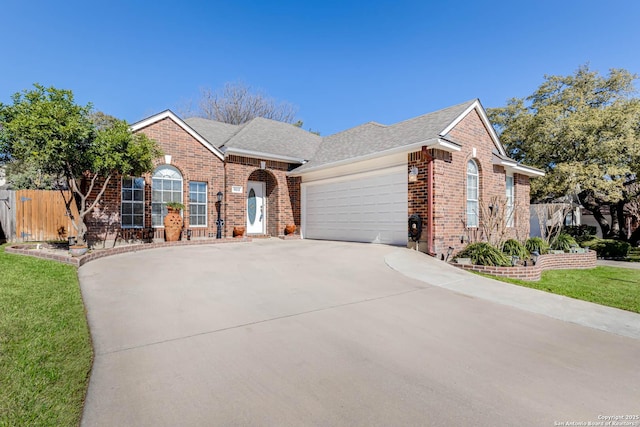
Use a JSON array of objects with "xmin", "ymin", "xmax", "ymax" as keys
[
  {"xmin": 488, "ymin": 266, "xmax": 640, "ymax": 314},
  {"xmin": 0, "ymin": 245, "xmax": 93, "ymax": 426}
]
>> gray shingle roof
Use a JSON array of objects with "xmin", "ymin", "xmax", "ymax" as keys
[
  {"xmin": 185, "ymin": 117, "xmax": 322, "ymax": 161},
  {"xmin": 183, "ymin": 100, "xmax": 489, "ymax": 170},
  {"xmin": 294, "ymin": 99, "xmax": 477, "ymax": 172},
  {"xmin": 221, "ymin": 118, "xmax": 322, "ymax": 160},
  {"xmin": 184, "ymin": 117, "xmax": 242, "ymax": 148}
]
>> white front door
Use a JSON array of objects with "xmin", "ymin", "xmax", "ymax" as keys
[{"xmin": 247, "ymin": 181, "xmax": 265, "ymax": 234}]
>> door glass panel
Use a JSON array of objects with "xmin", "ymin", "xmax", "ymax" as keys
[{"xmin": 248, "ymin": 188, "xmax": 256, "ymax": 225}]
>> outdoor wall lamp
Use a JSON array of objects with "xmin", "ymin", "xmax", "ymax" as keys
[
  {"xmin": 215, "ymin": 191, "xmax": 224, "ymax": 239},
  {"xmin": 408, "ymin": 166, "xmax": 419, "ymax": 182}
]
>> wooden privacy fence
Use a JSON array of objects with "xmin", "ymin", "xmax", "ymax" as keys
[
  {"xmin": 0, "ymin": 189, "xmax": 80, "ymax": 242},
  {"xmin": 0, "ymin": 190, "xmax": 16, "ymax": 243}
]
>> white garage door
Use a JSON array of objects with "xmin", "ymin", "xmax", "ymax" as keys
[{"xmin": 302, "ymin": 167, "xmax": 407, "ymax": 245}]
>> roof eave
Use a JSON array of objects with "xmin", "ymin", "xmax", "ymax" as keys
[
  {"xmin": 492, "ymin": 156, "xmax": 545, "ymax": 177},
  {"xmin": 223, "ymin": 147, "xmax": 306, "ymax": 164},
  {"xmin": 289, "ymin": 137, "xmax": 460, "ymax": 176}
]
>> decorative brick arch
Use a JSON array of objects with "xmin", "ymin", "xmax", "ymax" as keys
[{"xmin": 224, "ymin": 156, "xmax": 297, "ymax": 237}]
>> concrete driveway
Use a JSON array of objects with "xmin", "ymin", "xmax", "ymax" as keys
[{"xmin": 79, "ymin": 239, "xmax": 640, "ymax": 426}]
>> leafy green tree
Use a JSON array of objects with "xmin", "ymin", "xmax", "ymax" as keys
[
  {"xmin": 0, "ymin": 84, "xmax": 162, "ymax": 245},
  {"xmin": 488, "ymin": 65, "xmax": 640, "ymax": 239},
  {"xmin": 4, "ymin": 158, "xmax": 60, "ymax": 189}
]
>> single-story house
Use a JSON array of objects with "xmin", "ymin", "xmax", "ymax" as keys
[{"xmin": 87, "ymin": 99, "xmax": 543, "ymax": 258}]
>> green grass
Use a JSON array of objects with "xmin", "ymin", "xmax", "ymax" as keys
[
  {"xmin": 485, "ymin": 267, "xmax": 640, "ymax": 314},
  {"xmin": 0, "ymin": 245, "xmax": 93, "ymax": 426}
]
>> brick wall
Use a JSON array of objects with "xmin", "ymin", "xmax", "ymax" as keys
[
  {"xmin": 428, "ymin": 109, "xmax": 529, "ymax": 258},
  {"xmin": 407, "ymin": 151, "xmax": 431, "ymax": 250},
  {"xmin": 87, "ymin": 117, "xmax": 225, "ymax": 244},
  {"xmin": 86, "ymin": 117, "xmax": 302, "ymax": 243},
  {"xmin": 137, "ymin": 117, "xmax": 226, "ymax": 236},
  {"xmin": 224, "ymin": 155, "xmax": 298, "ymax": 237},
  {"xmin": 453, "ymin": 250, "xmax": 597, "ymax": 281}
]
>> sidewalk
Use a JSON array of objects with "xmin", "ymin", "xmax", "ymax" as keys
[
  {"xmin": 385, "ymin": 248, "xmax": 640, "ymax": 340},
  {"xmin": 597, "ymin": 259, "xmax": 640, "ymax": 270}
]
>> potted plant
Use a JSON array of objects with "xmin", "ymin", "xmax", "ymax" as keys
[
  {"xmin": 164, "ymin": 202, "xmax": 185, "ymax": 242},
  {"xmin": 233, "ymin": 226, "xmax": 245, "ymax": 238},
  {"xmin": 285, "ymin": 224, "xmax": 296, "ymax": 235}
]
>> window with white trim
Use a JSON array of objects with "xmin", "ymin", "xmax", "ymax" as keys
[
  {"xmin": 466, "ymin": 160, "xmax": 479, "ymax": 227},
  {"xmin": 189, "ymin": 181, "xmax": 207, "ymax": 227},
  {"xmin": 121, "ymin": 177, "xmax": 145, "ymax": 228},
  {"xmin": 152, "ymin": 165, "xmax": 183, "ymax": 227},
  {"xmin": 506, "ymin": 174, "xmax": 514, "ymax": 227}
]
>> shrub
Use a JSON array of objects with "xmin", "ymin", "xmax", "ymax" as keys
[
  {"xmin": 502, "ymin": 239, "xmax": 528, "ymax": 259},
  {"xmin": 550, "ymin": 233, "xmax": 578, "ymax": 252},
  {"xmin": 564, "ymin": 225, "xmax": 597, "ymax": 240},
  {"xmin": 525, "ymin": 237, "xmax": 549, "ymax": 255},
  {"xmin": 581, "ymin": 238, "xmax": 630, "ymax": 258},
  {"xmin": 455, "ymin": 242, "xmax": 511, "ymax": 266}
]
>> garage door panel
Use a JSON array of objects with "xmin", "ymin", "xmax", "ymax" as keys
[{"xmin": 303, "ymin": 168, "xmax": 408, "ymax": 245}]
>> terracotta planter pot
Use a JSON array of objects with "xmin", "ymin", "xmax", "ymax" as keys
[
  {"xmin": 233, "ymin": 226, "xmax": 245, "ymax": 238},
  {"xmin": 69, "ymin": 245, "xmax": 88, "ymax": 257},
  {"xmin": 284, "ymin": 224, "xmax": 296, "ymax": 235},
  {"xmin": 164, "ymin": 207, "xmax": 183, "ymax": 242}
]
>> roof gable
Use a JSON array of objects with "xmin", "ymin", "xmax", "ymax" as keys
[
  {"xmin": 131, "ymin": 110, "xmax": 224, "ymax": 160},
  {"xmin": 440, "ymin": 99, "xmax": 506, "ymax": 156}
]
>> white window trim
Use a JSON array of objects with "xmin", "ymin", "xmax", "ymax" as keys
[
  {"xmin": 189, "ymin": 181, "xmax": 208, "ymax": 228},
  {"xmin": 506, "ymin": 173, "xmax": 515, "ymax": 228},
  {"xmin": 121, "ymin": 177, "xmax": 145, "ymax": 229},
  {"xmin": 152, "ymin": 165, "xmax": 183, "ymax": 228}
]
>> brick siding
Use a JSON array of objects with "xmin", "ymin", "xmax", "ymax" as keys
[
  {"xmin": 426, "ymin": 110, "xmax": 531, "ymax": 258},
  {"xmin": 86, "ymin": 117, "xmax": 300, "ymax": 245}
]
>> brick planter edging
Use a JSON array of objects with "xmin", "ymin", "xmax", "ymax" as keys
[
  {"xmin": 5, "ymin": 237, "xmax": 253, "ymax": 268},
  {"xmin": 451, "ymin": 250, "xmax": 597, "ymax": 281}
]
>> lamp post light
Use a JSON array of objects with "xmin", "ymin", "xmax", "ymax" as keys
[
  {"xmin": 215, "ymin": 191, "xmax": 224, "ymax": 239},
  {"xmin": 531, "ymin": 251, "xmax": 540, "ymax": 266},
  {"xmin": 445, "ymin": 246, "xmax": 454, "ymax": 262}
]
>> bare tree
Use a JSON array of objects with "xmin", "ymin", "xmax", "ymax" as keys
[
  {"xmin": 185, "ymin": 82, "xmax": 298, "ymax": 125},
  {"xmin": 461, "ymin": 196, "xmax": 527, "ymax": 248},
  {"xmin": 532, "ymin": 203, "xmax": 573, "ymax": 246}
]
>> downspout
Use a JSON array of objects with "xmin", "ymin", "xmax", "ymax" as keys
[
  {"xmin": 425, "ymin": 148, "xmax": 435, "ymax": 256},
  {"xmin": 223, "ymin": 159, "xmax": 227, "ymax": 238}
]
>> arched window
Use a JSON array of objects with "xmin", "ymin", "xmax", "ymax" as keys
[
  {"xmin": 152, "ymin": 165, "xmax": 183, "ymax": 227},
  {"xmin": 466, "ymin": 160, "xmax": 479, "ymax": 227}
]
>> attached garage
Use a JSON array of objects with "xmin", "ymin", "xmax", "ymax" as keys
[{"xmin": 301, "ymin": 166, "xmax": 408, "ymax": 245}]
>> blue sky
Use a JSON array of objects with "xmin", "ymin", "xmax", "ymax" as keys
[{"xmin": 2, "ymin": 0, "xmax": 640, "ymax": 135}]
